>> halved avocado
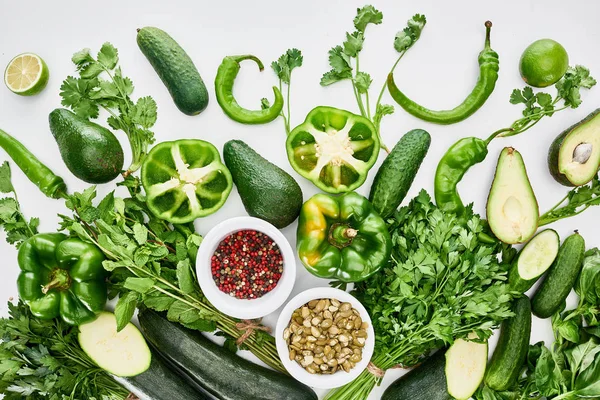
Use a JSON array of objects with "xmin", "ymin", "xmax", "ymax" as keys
[
  {"xmin": 487, "ymin": 147, "xmax": 539, "ymax": 245},
  {"xmin": 548, "ymin": 109, "xmax": 600, "ymax": 186}
]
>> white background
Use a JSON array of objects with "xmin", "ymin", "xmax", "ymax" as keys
[{"xmin": 1, "ymin": 0, "xmax": 600, "ymax": 398}]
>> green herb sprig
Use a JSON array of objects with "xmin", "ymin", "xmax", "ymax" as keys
[
  {"xmin": 271, "ymin": 48, "xmax": 303, "ymax": 134},
  {"xmin": 60, "ymin": 43, "xmax": 157, "ymax": 175},
  {"xmin": 539, "ymin": 175, "xmax": 600, "ymax": 226}
]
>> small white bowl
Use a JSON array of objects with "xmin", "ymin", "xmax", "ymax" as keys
[
  {"xmin": 275, "ymin": 287, "xmax": 375, "ymax": 389},
  {"xmin": 196, "ymin": 216, "xmax": 296, "ymax": 319}
]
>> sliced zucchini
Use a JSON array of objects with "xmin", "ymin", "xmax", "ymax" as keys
[
  {"xmin": 445, "ymin": 337, "xmax": 488, "ymax": 400},
  {"xmin": 78, "ymin": 311, "xmax": 151, "ymax": 377}
]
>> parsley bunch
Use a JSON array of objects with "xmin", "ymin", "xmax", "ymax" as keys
[
  {"xmin": 270, "ymin": 48, "xmax": 303, "ymax": 134},
  {"xmin": 325, "ymin": 191, "xmax": 515, "ymax": 400},
  {"xmin": 0, "ymin": 162, "xmax": 39, "ymax": 247},
  {"xmin": 0, "ymin": 301, "xmax": 128, "ymax": 400},
  {"xmin": 60, "ymin": 43, "xmax": 157, "ymax": 175},
  {"xmin": 321, "ymin": 6, "xmax": 426, "ymax": 151}
]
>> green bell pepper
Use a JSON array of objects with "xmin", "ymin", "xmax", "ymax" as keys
[
  {"xmin": 297, "ymin": 192, "xmax": 392, "ymax": 282},
  {"xmin": 17, "ymin": 233, "xmax": 107, "ymax": 326},
  {"xmin": 286, "ymin": 106, "xmax": 380, "ymax": 194},
  {"xmin": 141, "ymin": 139, "xmax": 233, "ymax": 224}
]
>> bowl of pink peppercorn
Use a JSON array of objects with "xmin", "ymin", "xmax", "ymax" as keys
[{"xmin": 196, "ymin": 216, "xmax": 297, "ymax": 319}]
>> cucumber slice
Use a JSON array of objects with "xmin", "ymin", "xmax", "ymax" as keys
[
  {"xmin": 508, "ymin": 229, "xmax": 560, "ymax": 293},
  {"xmin": 445, "ymin": 337, "xmax": 488, "ymax": 400},
  {"xmin": 78, "ymin": 311, "xmax": 151, "ymax": 377}
]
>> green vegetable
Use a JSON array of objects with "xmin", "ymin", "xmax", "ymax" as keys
[
  {"xmin": 548, "ymin": 108, "xmax": 600, "ymax": 186},
  {"xmin": 137, "ymin": 27, "xmax": 208, "ymax": 116},
  {"xmin": 296, "ymin": 192, "xmax": 391, "ymax": 283},
  {"xmin": 520, "ymin": 39, "xmax": 569, "ymax": 88},
  {"xmin": 116, "ymin": 352, "xmax": 208, "ymax": 400},
  {"xmin": 17, "ymin": 232, "xmax": 107, "ymax": 326},
  {"xmin": 484, "ymin": 296, "xmax": 532, "ymax": 391},
  {"xmin": 141, "ymin": 139, "xmax": 233, "ymax": 224},
  {"xmin": 324, "ymin": 191, "xmax": 515, "ymax": 400},
  {"xmin": 562, "ymin": 247, "xmax": 600, "ymax": 326},
  {"xmin": 320, "ymin": 7, "xmax": 426, "ymax": 151},
  {"xmin": 138, "ymin": 308, "xmax": 318, "ymax": 400},
  {"xmin": 508, "ymin": 229, "xmax": 560, "ymax": 293},
  {"xmin": 60, "ymin": 42, "xmax": 157, "ymax": 175},
  {"xmin": 49, "ymin": 108, "xmax": 124, "ymax": 184},
  {"xmin": 271, "ymin": 48, "xmax": 303, "ymax": 134},
  {"xmin": 486, "ymin": 147, "xmax": 539, "ymax": 244},
  {"xmin": 388, "ymin": 21, "xmax": 499, "ymax": 125},
  {"xmin": 539, "ymin": 174, "xmax": 600, "ymax": 226},
  {"xmin": 445, "ymin": 337, "xmax": 488, "ymax": 400},
  {"xmin": 0, "ymin": 300, "xmax": 129, "ymax": 399},
  {"xmin": 532, "ymin": 232, "xmax": 586, "ymax": 319},
  {"xmin": 286, "ymin": 106, "xmax": 380, "ymax": 193},
  {"xmin": 381, "ymin": 350, "xmax": 450, "ymax": 400},
  {"xmin": 215, "ymin": 55, "xmax": 284, "ymax": 124},
  {"xmin": 223, "ymin": 140, "xmax": 302, "ymax": 228},
  {"xmin": 369, "ymin": 129, "xmax": 431, "ymax": 218},
  {"xmin": 78, "ymin": 312, "xmax": 151, "ymax": 377},
  {"xmin": 435, "ymin": 65, "xmax": 596, "ymax": 215},
  {"xmin": 0, "ymin": 129, "xmax": 67, "ymax": 199}
]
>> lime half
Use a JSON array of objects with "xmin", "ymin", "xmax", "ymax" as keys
[
  {"xmin": 519, "ymin": 39, "xmax": 569, "ymax": 88},
  {"xmin": 4, "ymin": 53, "xmax": 49, "ymax": 96}
]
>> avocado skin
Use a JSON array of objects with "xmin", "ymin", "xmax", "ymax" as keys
[
  {"xmin": 223, "ymin": 140, "xmax": 303, "ymax": 229},
  {"xmin": 49, "ymin": 108, "xmax": 124, "ymax": 184},
  {"xmin": 137, "ymin": 27, "xmax": 208, "ymax": 116},
  {"xmin": 548, "ymin": 108, "xmax": 600, "ymax": 187}
]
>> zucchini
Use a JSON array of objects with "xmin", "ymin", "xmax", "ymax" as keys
[
  {"xmin": 78, "ymin": 312, "xmax": 151, "ymax": 377},
  {"xmin": 138, "ymin": 308, "xmax": 317, "ymax": 400},
  {"xmin": 137, "ymin": 27, "xmax": 209, "ymax": 116},
  {"xmin": 369, "ymin": 129, "xmax": 431, "ymax": 219},
  {"xmin": 445, "ymin": 337, "xmax": 488, "ymax": 400},
  {"xmin": 508, "ymin": 229, "xmax": 560, "ymax": 293},
  {"xmin": 381, "ymin": 350, "xmax": 450, "ymax": 400},
  {"xmin": 484, "ymin": 296, "xmax": 532, "ymax": 391},
  {"xmin": 532, "ymin": 232, "xmax": 586, "ymax": 318},
  {"xmin": 116, "ymin": 351, "xmax": 208, "ymax": 400}
]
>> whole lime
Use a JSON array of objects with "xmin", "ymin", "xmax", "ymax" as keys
[{"xmin": 519, "ymin": 39, "xmax": 569, "ymax": 88}]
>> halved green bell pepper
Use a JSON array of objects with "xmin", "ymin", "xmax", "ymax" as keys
[
  {"xmin": 297, "ymin": 192, "xmax": 392, "ymax": 282},
  {"xmin": 17, "ymin": 233, "xmax": 107, "ymax": 326},
  {"xmin": 286, "ymin": 106, "xmax": 380, "ymax": 193},
  {"xmin": 141, "ymin": 139, "xmax": 233, "ymax": 224}
]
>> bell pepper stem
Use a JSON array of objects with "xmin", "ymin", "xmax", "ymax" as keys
[
  {"xmin": 328, "ymin": 224, "xmax": 358, "ymax": 249},
  {"xmin": 42, "ymin": 269, "xmax": 70, "ymax": 294}
]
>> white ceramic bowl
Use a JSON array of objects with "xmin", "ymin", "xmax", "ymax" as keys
[
  {"xmin": 275, "ymin": 287, "xmax": 375, "ymax": 389},
  {"xmin": 196, "ymin": 216, "xmax": 296, "ymax": 319}
]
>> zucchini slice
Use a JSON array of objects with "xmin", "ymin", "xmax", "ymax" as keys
[
  {"xmin": 78, "ymin": 311, "xmax": 151, "ymax": 377},
  {"xmin": 445, "ymin": 337, "xmax": 488, "ymax": 400}
]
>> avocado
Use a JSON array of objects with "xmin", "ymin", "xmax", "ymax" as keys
[
  {"xmin": 223, "ymin": 140, "xmax": 302, "ymax": 228},
  {"xmin": 49, "ymin": 108, "xmax": 124, "ymax": 184},
  {"xmin": 548, "ymin": 109, "xmax": 600, "ymax": 186},
  {"xmin": 486, "ymin": 147, "xmax": 539, "ymax": 244}
]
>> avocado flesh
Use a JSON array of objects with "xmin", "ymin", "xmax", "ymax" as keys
[
  {"xmin": 487, "ymin": 147, "xmax": 539, "ymax": 245},
  {"xmin": 558, "ymin": 113, "xmax": 600, "ymax": 186}
]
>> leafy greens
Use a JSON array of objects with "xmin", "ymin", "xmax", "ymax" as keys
[{"xmin": 271, "ymin": 48, "xmax": 303, "ymax": 134}]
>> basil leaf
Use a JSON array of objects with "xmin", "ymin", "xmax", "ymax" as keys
[
  {"xmin": 575, "ymin": 351, "xmax": 600, "ymax": 396},
  {"xmin": 535, "ymin": 346, "xmax": 562, "ymax": 397}
]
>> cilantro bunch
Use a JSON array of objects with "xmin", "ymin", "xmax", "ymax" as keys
[
  {"xmin": 60, "ymin": 43, "xmax": 157, "ymax": 175},
  {"xmin": 539, "ymin": 174, "xmax": 600, "ymax": 226},
  {"xmin": 325, "ymin": 191, "xmax": 515, "ymax": 400},
  {"xmin": 321, "ymin": 5, "xmax": 426, "ymax": 151},
  {"xmin": 0, "ymin": 162, "xmax": 39, "ymax": 247},
  {"xmin": 270, "ymin": 48, "xmax": 303, "ymax": 134}
]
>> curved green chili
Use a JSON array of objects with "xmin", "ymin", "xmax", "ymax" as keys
[
  {"xmin": 387, "ymin": 21, "xmax": 499, "ymax": 125},
  {"xmin": 215, "ymin": 55, "xmax": 284, "ymax": 124},
  {"xmin": 0, "ymin": 129, "xmax": 67, "ymax": 199},
  {"xmin": 434, "ymin": 137, "xmax": 488, "ymax": 215}
]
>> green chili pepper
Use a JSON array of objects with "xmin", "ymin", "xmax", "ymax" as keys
[
  {"xmin": 434, "ymin": 137, "xmax": 488, "ymax": 215},
  {"xmin": 387, "ymin": 21, "xmax": 499, "ymax": 125},
  {"xmin": 17, "ymin": 233, "xmax": 107, "ymax": 325},
  {"xmin": 296, "ymin": 192, "xmax": 392, "ymax": 283},
  {"xmin": 215, "ymin": 55, "xmax": 284, "ymax": 124},
  {"xmin": 0, "ymin": 129, "xmax": 67, "ymax": 199}
]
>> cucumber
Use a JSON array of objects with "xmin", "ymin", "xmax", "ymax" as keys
[
  {"xmin": 381, "ymin": 350, "xmax": 450, "ymax": 400},
  {"xmin": 445, "ymin": 337, "xmax": 488, "ymax": 400},
  {"xmin": 116, "ymin": 351, "xmax": 208, "ymax": 400},
  {"xmin": 137, "ymin": 27, "xmax": 208, "ymax": 116},
  {"xmin": 484, "ymin": 296, "xmax": 532, "ymax": 391},
  {"xmin": 138, "ymin": 309, "xmax": 317, "ymax": 400},
  {"xmin": 508, "ymin": 229, "xmax": 560, "ymax": 293},
  {"xmin": 78, "ymin": 312, "xmax": 151, "ymax": 377},
  {"xmin": 532, "ymin": 232, "xmax": 586, "ymax": 318},
  {"xmin": 369, "ymin": 129, "xmax": 431, "ymax": 218}
]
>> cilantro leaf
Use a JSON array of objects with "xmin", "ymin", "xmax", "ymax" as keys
[
  {"xmin": 320, "ymin": 69, "xmax": 352, "ymax": 86},
  {"xmin": 59, "ymin": 76, "xmax": 100, "ymax": 119},
  {"xmin": 0, "ymin": 162, "xmax": 14, "ymax": 193},
  {"xmin": 131, "ymin": 96, "xmax": 158, "ymax": 129},
  {"xmin": 271, "ymin": 48, "xmax": 303, "ymax": 84},
  {"xmin": 394, "ymin": 14, "xmax": 427, "ymax": 53},
  {"xmin": 328, "ymin": 45, "xmax": 352, "ymax": 73},
  {"xmin": 97, "ymin": 42, "xmax": 118, "ymax": 70},
  {"xmin": 353, "ymin": 5, "xmax": 383, "ymax": 32},
  {"xmin": 343, "ymin": 31, "xmax": 364, "ymax": 57},
  {"xmin": 354, "ymin": 71, "xmax": 372, "ymax": 93}
]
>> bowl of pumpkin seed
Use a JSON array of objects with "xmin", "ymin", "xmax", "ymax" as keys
[{"xmin": 275, "ymin": 287, "xmax": 375, "ymax": 389}]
